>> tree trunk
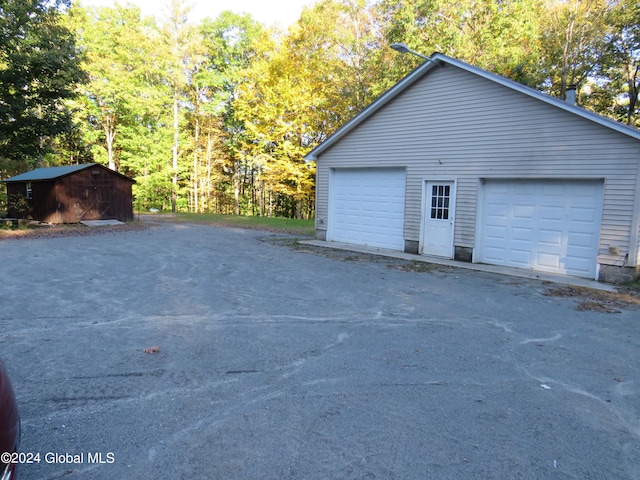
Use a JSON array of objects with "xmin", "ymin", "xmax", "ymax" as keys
[
  {"xmin": 172, "ymin": 87, "xmax": 179, "ymax": 213},
  {"xmin": 193, "ymin": 114, "xmax": 200, "ymax": 213},
  {"xmin": 234, "ymin": 169, "xmax": 240, "ymax": 215},
  {"xmin": 205, "ymin": 132, "xmax": 213, "ymax": 212},
  {"xmin": 626, "ymin": 64, "xmax": 639, "ymax": 125},
  {"xmin": 104, "ymin": 112, "xmax": 116, "ymax": 171}
]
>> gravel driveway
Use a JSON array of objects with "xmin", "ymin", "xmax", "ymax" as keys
[{"xmin": 1, "ymin": 221, "xmax": 638, "ymax": 479}]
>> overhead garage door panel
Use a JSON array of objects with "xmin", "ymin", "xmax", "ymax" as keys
[
  {"xmin": 330, "ymin": 168, "xmax": 405, "ymax": 250},
  {"xmin": 480, "ymin": 180, "xmax": 603, "ymax": 278}
]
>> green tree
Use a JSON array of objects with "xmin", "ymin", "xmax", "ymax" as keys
[
  {"xmin": 69, "ymin": 3, "xmax": 174, "ymax": 209},
  {"xmin": 184, "ymin": 52, "xmax": 229, "ymax": 213},
  {"xmin": 598, "ymin": 0, "xmax": 640, "ymax": 125},
  {"xmin": 288, "ymin": 0, "xmax": 384, "ymax": 128},
  {"xmin": 199, "ymin": 11, "xmax": 265, "ymax": 215},
  {"xmin": 378, "ymin": 0, "xmax": 545, "ymax": 86},
  {"xmin": 71, "ymin": 4, "xmax": 166, "ymax": 171},
  {"xmin": 234, "ymin": 40, "xmax": 315, "ymax": 217},
  {"xmin": 538, "ymin": 0, "xmax": 609, "ymax": 99},
  {"xmin": 0, "ymin": 0, "xmax": 85, "ymax": 167},
  {"xmin": 232, "ymin": 0, "xmax": 400, "ymax": 218},
  {"xmin": 161, "ymin": 0, "xmax": 204, "ymax": 212}
]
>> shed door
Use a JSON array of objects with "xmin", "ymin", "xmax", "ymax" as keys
[
  {"xmin": 329, "ymin": 168, "xmax": 405, "ymax": 250},
  {"xmin": 76, "ymin": 184, "xmax": 114, "ymax": 220},
  {"xmin": 479, "ymin": 179, "xmax": 603, "ymax": 278}
]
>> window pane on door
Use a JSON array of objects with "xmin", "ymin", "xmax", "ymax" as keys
[{"xmin": 430, "ymin": 184, "xmax": 450, "ymax": 220}]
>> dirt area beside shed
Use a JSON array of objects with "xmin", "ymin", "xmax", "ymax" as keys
[{"xmin": 0, "ymin": 220, "xmax": 149, "ymax": 240}]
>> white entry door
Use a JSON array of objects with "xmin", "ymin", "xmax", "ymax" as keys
[{"xmin": 421, "ymin": 181, "xmax": 455, "ymax": 257}]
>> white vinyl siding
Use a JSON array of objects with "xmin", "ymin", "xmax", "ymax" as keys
[{"xmin": 314, "ymin": 64, "xmax": 640, "ymax": 268}]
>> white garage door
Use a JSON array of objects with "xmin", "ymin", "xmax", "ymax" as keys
[
  {"xmin": 479, "ymin": 180, "xmax": 604, "ymax": 278},
  {"xmin": 329, "ymin": 168, "xmax": 405, "ymax": 250}
]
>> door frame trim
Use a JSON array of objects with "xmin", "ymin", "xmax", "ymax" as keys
[{"xmin": 419, "ymin": 177, "xmax": 457, "ymax": 258}]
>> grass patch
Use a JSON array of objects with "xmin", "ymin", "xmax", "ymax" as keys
[
  {"xmin": 143, "ymin": 212, "xmax": 315, "ymax": 237},
  {"xmin": 0, "ymin": 220, "xmax": 46, "ymax": 237},
  {"xmin": 623, "ymin": 277, "xmax": 640, "ymax": 293}
]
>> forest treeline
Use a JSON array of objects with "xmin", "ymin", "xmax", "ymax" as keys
[{"xmin": 0, "ymin": 0, "xmax": 638, "ymax": 217}]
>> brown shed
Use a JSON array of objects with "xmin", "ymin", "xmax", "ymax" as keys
[{"xmin": 3, "ymin": 163, "xmax": 135, "ymax": 223}]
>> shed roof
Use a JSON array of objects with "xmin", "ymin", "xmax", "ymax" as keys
[
  {"xmin": 3, "ymin": 163, "xmax": 134, "ymax": 183},
  {"xmin": 305, "ymin": 52, "xmax": 640, "ymax": 160}
]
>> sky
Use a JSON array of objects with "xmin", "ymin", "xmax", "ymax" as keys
[{"xmin": 79, "ymin": 0, "xmax": 314, "ymax": 27}]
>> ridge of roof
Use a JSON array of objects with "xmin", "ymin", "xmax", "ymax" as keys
[
  {"xmin": 3, "ymin": 163, "xmax": 135, "ymax": 183},
  {"xmin": 3, "ymin": 164, "xmax": 98, "ymax": 182},
  {"xmin": 305, "ymin": 53, "xmax": 640, "ymax": 160}
]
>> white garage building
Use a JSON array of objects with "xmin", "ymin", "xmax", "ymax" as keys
[{"xmin": 305, "ymin": 53, "xmax": 640, "ymax": 282}]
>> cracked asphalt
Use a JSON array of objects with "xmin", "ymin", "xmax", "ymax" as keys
[{"xmin": 0, "ymin": 221, "xmax": 639, "ymax": 479}]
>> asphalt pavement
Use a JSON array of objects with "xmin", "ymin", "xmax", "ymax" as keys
[{"xmin": 0, "ymin": 221, "xmax": 638, "ymax": 479}]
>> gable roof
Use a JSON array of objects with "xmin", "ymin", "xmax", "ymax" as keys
[
  {"xmin": 3, "ymin": 163, "xmax": 134, "ymax": 183},
  {"xmin": 305, "ymin": 52, "xmax": 640, "ymax": 161}
]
